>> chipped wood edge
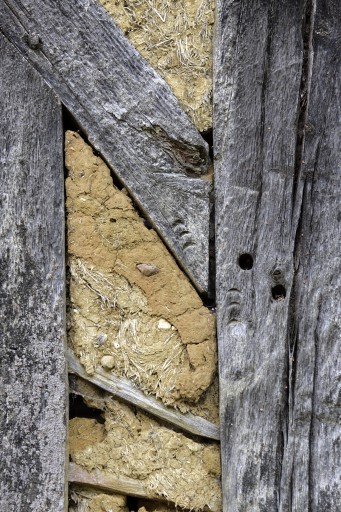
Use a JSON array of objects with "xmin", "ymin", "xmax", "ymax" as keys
[{"xmin": 68, "ymin": 350, "xmax": 220, "ymax": 441}]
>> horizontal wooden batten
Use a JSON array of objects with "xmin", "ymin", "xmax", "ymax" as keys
[
  {"xmin": 69, "ymin": 463, "xmax": 166, "ymax": 502},
  {"xmin": 0, "ymin": 0, "xmax": 211, "ymax": 293}
]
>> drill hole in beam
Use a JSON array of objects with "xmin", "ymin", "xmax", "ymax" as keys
[
  {"xmin": 271, "ymin": 284, "xmax": 286, "ymax": 301},
  {"xmin": 238, "ymin": 253, "xmax": 254, "ymax": 270}
]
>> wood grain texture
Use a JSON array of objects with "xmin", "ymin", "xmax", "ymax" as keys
[
  {"xmin": 68, "ymin": 463, "xmax": 161, "ymax": 502},
  {"xmin": 214, "ymin": 0, "xmax": 340, "ymax": 510},
  {"xmin": 0, "ymin": 0, "xmax": 211, "ymax": 293},
  {"xmin": 0, "ymin": 35, "xmax": 67, "ymax": 511},
  {"xmin": 279, "ymin": 2, "xmax": 341, "ymax": 509},
  {"xmin": 68, "ymin": 350, "xmax": 220, "ymax": 441}
]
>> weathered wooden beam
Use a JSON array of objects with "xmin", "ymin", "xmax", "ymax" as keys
[
  {"xmin": 279, "ymin": 1, "xmax": 341, "ymax": 509},
  {"xmin": 68, "ymin": 463, "xmax": 164, "ymax": 502},
  {"xmin": 214, "ymin": 0, "xmax": 340, "ymax": 510},
  {"xmin": 0, "ymin": 0, "xmax": 211, "ymax": 293},
  {"xmin": 0, "ymin": 35, "xmax": 67, "ymax": 511},
  {"xmin": 68, "ymin": 350, "xmax": 220, "ymax": 441}
]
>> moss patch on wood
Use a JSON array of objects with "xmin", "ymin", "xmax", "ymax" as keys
[
  {"xmin": 69, "ymin": 399, "xmax": 221, "ymax": 511},
  {"xmin": 66, "ymin": 131, "xmax": 217, "ymax": 417},
  {"xmin": 98, "ymin": 0, "xmax": 214, "ymax": 132}
]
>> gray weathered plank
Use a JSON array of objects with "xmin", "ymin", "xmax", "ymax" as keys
[
  {"xmin": 215, "ymin": 0, "xmax": 340, "ymax": 510},
  {"xmin": 215, "ymin": 0, "xmax": 307, "ymax": 510},
  {"xmin": 279, "ymin": 1, "xmax": 341, "ymax": 509},
  {"xmin": 0, "ymin": 0, "xmax": 211, "ymax": 293},
  {"xmin": 68, "ymin": 350, "xmax": 220, "ymax": 441},
  {"xmin": 0, "ymin": 34, "xmax": 67, "ymax": 511}
]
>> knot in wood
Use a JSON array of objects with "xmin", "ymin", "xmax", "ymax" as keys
[
  {"xmin": 25, "ymin": 33, "xmax": 42, "ymax": 50},
  {"xmin": 272, "ymin": 268, "xmax": 282, "ymax": 282}
]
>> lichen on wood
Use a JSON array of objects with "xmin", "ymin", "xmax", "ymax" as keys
[
  {"xmin": 69, "ymin": 399, "xmax": 221, "ymax": 511},
  {"xmin": 65, "ymin": 131, "xmax": 217, "ymax": 416},
  {"xmin": 98, "ymin": 0, "xmax": 214, "ymax": 132}
]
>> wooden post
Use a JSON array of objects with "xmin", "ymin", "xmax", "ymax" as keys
[
  {"xmin": 0, "ymin": 35, "xmax": 67, "ymax": 511},
  {"xmin": 279, "ymin": 2, "xmax": 341, "ymax": 509},
  {"xmin": 214, "ymin": 0, "xmax": 340, "ymax": 510}
]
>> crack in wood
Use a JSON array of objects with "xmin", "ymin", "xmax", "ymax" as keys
[
  {"xmin": 280, "ymin": 3, "xmax": 317, "ymax": 509},
  {"xmin": 142, "ymin": 124, "xmax": 209, "ymax": 175},
  {"xmin": 308, "ymin": 298, "xmax": 321, "ymax": 511},
  {"xmin": 292, "ymin": 0, "xmax": 316, "ymax": 211}
]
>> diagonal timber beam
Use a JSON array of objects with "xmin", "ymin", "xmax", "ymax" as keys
[{"xmin": 0, "ymin": 0, "xmax": 211, "ymax": 293}]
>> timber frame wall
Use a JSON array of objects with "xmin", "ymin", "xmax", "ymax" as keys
[{"xmin": 1, "ymin": 1, "xmax": 340, "ymax": 511}]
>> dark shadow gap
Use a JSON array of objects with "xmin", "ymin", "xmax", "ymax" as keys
[
  {"xmin": 201, "ymin": 128, "xmax": 216, "ymax": 305},
  {"xmin": 201, "ymin": 128, "xmax": 214, "ymax": 161},
  {"xmin": 133, "ymin": 497, "xmax": 191, "ymax": 512},
  {"xmin": 204, "ymin": 187, "xmax": 216, "ymax": 307},
  {"xmin": 292, "ymin": 0, "xmax": 315, "ymax": 206},
  {"xmin": 69, "ymin": 393, "xmax": 105, "ymax": 424},
  {"xmin": 62, "ymin": 105, "xmax": 123, "ymax": 190},
  {"xmin": 126, "ymin": 497, "xmax": 140, "ymax": 511},
  {"xmin": 63, "ymin": 107, "xmax": 80, "ymax": 134}
]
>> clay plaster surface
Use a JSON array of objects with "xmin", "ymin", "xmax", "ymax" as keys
[
  {"xmin": 69, "ymin": 399, "xmax": 221, "ymax": 511},
  {"xmin": 66, "ymin": 131, "xmax": 217, "ymax": 417}
]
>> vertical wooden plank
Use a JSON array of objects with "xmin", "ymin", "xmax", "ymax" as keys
[
  {"xmin": 0, "ymin": 34, "xmax": 67, "ymax": 511},
  {"xmin": 215, "ymin": 0, "xmax": 340, "ymax": 510},
  {"xmin": 280, "ymin": 2, "xmax": 341, "ymax": 510},
  {"xmin": 214, "ymin": 0, "xmax": 305, "ymax": 510}
]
